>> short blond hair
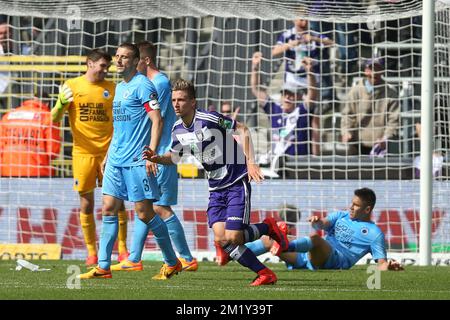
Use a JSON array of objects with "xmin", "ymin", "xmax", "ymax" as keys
[{"xmin": 172, "ymin": 78, "xmax": 196, "ymax": 100}]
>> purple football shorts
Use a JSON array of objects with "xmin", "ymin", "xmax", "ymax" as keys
[{"xmin": 207, "ymin": 178, "xmax": 251, "ymax": 230}]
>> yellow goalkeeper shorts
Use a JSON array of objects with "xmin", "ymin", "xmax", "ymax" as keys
[{"xmin": 72, "ymin": 154, "xmax": 106, "ymax": 193}]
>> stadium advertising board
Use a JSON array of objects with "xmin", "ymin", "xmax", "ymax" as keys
[
  {"xmin": 0, "ymin": 243, "xmax": 61, "ymax": 260},
  {"xmin": 0, "ymin": 179, "xmax": 449, "ymax": 265}
]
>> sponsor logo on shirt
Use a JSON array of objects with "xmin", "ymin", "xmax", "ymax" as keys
[
  {"xmin": 103, "ymin": 89, "xmax": 110, "ymax": 99},
  {"xmin": 176, "ymin": 127, "xmax": 212, "ymax": 145},
  {"xmin": 190, "ymin": 143, "xmax": 200, "ymax": 154},
  {"xmin": 195, "ymin": 130, "xmax": 204, "ymax": 141},
  {"xmin": 218, "ymin": 117, "xmax": 233, "ymax": 129},
  {"xmin": 113, "ymin": 106, "xmax": 131, "ymax": 122}
]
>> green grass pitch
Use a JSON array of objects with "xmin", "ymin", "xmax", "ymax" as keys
[{"xmin": 0, "ymin": 260, "xmax": 449, "ymax": 300}]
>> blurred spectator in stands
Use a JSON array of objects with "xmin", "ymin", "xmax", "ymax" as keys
[
  {"xmin": 413, "ymin": 122, "xmax": 444, "ymax": 179},
  {"xmin": 413, "ymin": 87, "xmax": 449, "ymax": 178},
  {"xmin": 17, "ymin": 17, "xmax": 40, "ymax": 55},
  {"xmin": 0, "ymin": 91, "xmax": 61, "ymax": 177},
  {"xmin": 0, "ymin": 17, "xmax": 11, "ymax": 54},
  {"xmin": 251, "ymin": 51, "xmax": 317, "ymax": 162},
  {"xmin": 220, "ymin": 101, "xmax": 240, "ymax": 120},
  {"xmin": 0, "ymin": 17, "xmax": 12, "ymax": 111},
  {"xmin": 341, "ymin": 58, "xmax": 400, "ymax": 155},
  {"xmin": 334, "ymin": 22, "xmax": 359, "ymax": 84},
  {"xmin": 376, "ymin": 16, "xmax": 422, "ymax": 79},
  {"xmin": 272, "ymin": 18, "xmax": 334, "ymax": 102},
  {"xmin": 220, "ymin": 101, "xmax": 242, "ymax": 144},
  {"xmin": 310, "ymin": 0, "xmax": 360, "ymax": 91}
]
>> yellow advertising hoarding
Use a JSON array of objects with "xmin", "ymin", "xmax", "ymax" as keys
[{"xmin": 0, "ymin": 244, "xmax": 62, "ymax": 260}]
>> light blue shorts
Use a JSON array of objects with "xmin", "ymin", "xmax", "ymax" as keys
[
  {"xmin": 154, "ymin": 164, "xmax": 178, "ymax": 206},
  {"xmin": 102, "ymin": 163, "xmax": 160, "ymax": 202},
  {"xmin": 287, "ymin": 252, "xmax": 315, "ymax": 271},
  {"xmin": 322, "ymin": 246, "xmax": 350, "ymax": 270},
  {"xmin": 288, "ymin": 246, "xmax": 350, "ymax": 270}
]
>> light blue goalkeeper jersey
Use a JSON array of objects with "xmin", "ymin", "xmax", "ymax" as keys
[
  {"xmin": 324, "ymin": 211, "xmax": 387, "ymax": 269},
  {"xmin": 152, "ymin": 72, "xmax": 176, "ymax": 155},
  {"xmin": 108, "ymin": 72, "xmax": 159, "ymax": 167}
]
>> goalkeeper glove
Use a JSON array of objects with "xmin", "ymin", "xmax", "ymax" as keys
[{"xmin": 55, "ymin": 84, "xmax": 74, "ymax": 110}]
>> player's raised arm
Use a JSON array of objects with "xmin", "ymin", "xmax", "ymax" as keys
[
  {"xmin": 235, "ymin": 121, "xmax": 264, "ymax": 183},
  {"xmin": 250, "ymin": 52, "xmax": 269, "ymax": 107}
]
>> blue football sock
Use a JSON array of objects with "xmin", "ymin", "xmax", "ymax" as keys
[
  {"xmin": 245, "ymin": 239, "xmax": 268, "ymax": 256},
  {"xmin": 149, "ymin": 214, "xmax": 178, "ymax": 266},
  {"xmin": 164, "ymin": 214, "xmax": 193, "ymax": 261},
  {"xmin": 242, "ymin": 223, "xmax": 269, "ymax": 243},
  {"xmin": 223, "ymin": 243, "xmax": 265, "ymax": 273},
  {"xmin": 98, "ymin": 215, "xmax": 118, "ymax": 270},
  {"xmin": 128, "ymin": 215, "xmax": 150, "ymax": 263},
  {"xmin": 289, "ymin": 237, "xmax": 313, "ymax": 252}
]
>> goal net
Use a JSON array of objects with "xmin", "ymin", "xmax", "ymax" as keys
[{"xmin": 0, "ymin": 0, "xmax": 449, "ymax": 265}]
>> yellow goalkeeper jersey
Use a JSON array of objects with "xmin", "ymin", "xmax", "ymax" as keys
[{"xmin": 65, "ymin": 75, "xmax": 115, "ymax": 155}]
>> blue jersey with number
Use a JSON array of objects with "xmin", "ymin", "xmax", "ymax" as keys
[
  {"xmin": 108, "ymin": 72, "xmax": 159, "ymax": 167},
  {"xmin": 170, "ymin": 109, "xmax": 247, "ymax": 191},
  {"xmin": 324, "ymin": 211, "xmax": 387, "ymax": 268},
  {"xmin": 152, "ymin": 73, "xmax": 176, "ymax": 155}
]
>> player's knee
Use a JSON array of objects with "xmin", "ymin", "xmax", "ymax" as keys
[
  {"xmin": 260, "ymin": 235, "xmax": 273, "ymax": 249},
  {"xmin": 309, "ymin": 234, "xmax": 321, "ymax": 247},
  {"xmin": 225, "ymin": 233, "xmax": 243, "ymax": 245},
  {"xmin": 102, "ymin": 203, "xmax": 115, "ymax": 216},
  {"xmin": 135, "ymin": 209, "xmax": 154, "ymax": 223},
  {"xmin": 79, "ymin": 192, "xmax": 95, "ymax": 213},
  {"xmin": 134, "ymin": 201, "xmax": 156, "ymax": 222},
  {"xmin": 154, "ymin": 205, "xmax": 173, "ymax": 220}
]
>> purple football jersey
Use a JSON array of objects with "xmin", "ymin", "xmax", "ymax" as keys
[
  {"xmin": 277, "ymin": 28, "xmax": 328, "ymax": 77},
  {"xmin": 170, "ymin": 109, "xmax": 247, "ymax": 190},
  {"xmin": 263, "ymin": 99, "xmax": 310, "ymax": 156}
]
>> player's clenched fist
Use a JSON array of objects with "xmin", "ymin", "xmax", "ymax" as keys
[
  {"xmin": 57, "ymin": 84, "xmax": 74, "ymax": 108},
  {"xmin": 142, "ymin": 145, "xmax": 155, "ymax": 160},
  {"xmin": 308, "ymin": 215, "xmax": 324, "ymax": 230},
  {"xmin": 142, "ymin": 146, "xmax": 158, "ymax": 176},
  {"xmin": 387, "ymin": 259, "xmax": 404, "ymax": 271},
  {"xmin": 252, "ymin": 51, "xmax": 262, "ymax": 68}
]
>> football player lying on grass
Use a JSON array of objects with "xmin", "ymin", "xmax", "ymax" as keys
[{"xmin": 244, "ymin": 187, "xmax": 404, "ymax": 271}]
